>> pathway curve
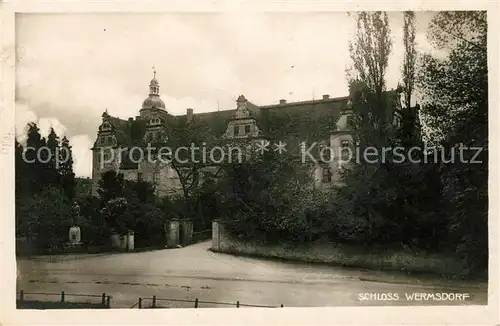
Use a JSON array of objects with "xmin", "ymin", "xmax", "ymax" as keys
[{"xmin": 17, "ymin": 241, "xmax": 487, "ymax": 308}]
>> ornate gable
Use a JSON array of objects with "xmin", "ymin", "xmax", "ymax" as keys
[
  {"xmin": 223, "ymin": 95, "xmax": 262, "ymax": 139},
  {"xmin": 234, "ymin": 95, "xmax": 251, "ymax": 119}
]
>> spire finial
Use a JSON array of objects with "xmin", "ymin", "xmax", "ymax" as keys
[{"xmin": 152, "ymin": 66, "xmax": 156, "ymax": 79}]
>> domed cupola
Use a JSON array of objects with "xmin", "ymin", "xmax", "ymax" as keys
[{"xmin": 142, "ymin": 70, "xmax": 166, "ymax": 110}]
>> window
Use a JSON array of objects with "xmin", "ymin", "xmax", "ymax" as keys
[
  {"xmin": 153, "ymin": 172, "xmax": 160, "ymax": 184},
  {"xmin": 102, "ymin": 122, "xmax": 112, "ymax": 131},
  {"xmin": 346, "ymin": 116, "xmax": 353, "ymax": 128},
  {"xmin": 244, "ymin": 125, "xmax": 251, "ymax": 134},
  {"xmin": 137, "ymin": 172, "xmax": 143, "ymax": 182},
  {"xmin": 341, "ymin": 140, "xmax": 350, "ymax": 160},
  {"xmin": 322, "ymin": 167, "xmax": 332, "ymax": 183},
  {"xmin": 233, "ymin": 125, "xmax": 240, "ymax": 136}
]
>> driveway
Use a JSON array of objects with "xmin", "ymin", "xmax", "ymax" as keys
[{"xmin": 16, "ymin": 241, "xmax": 488, "ymax": 308}]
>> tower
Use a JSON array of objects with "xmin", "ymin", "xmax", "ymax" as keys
[{"xmin": 140, "ymin": 70, "xmax": 168, "ymax": 144}]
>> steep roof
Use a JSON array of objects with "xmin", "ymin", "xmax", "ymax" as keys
[
  {"xmin": 100, "ymin": 95, "xmax": 349, "ymax": 155},
  {"xmin": 108, "ymin": 116, "xmax": 133, "ymax": 144}
]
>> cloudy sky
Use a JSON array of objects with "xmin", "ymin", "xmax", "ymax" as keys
[{"xmin": 15, "ymin": 12, "xmax": 435, "ymax": 177}]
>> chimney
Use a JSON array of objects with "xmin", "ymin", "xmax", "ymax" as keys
[
  {"xmin": 135, "ymin": 116, "xmax": 141, "ymax": 120},
  {"xmin": 279, "ymin": 99, "xmax": 287, "ymax": 105},
  {"xmin": 187, "ymin": 108, "xmax": 193, "ymax": 122},
  {"xmin": 322, "ymin": 94, "xmax": 330, "ymax": 100},
  {"xmin": 128, "ymin": 117, "xmax": 134, "ymax": 122}
]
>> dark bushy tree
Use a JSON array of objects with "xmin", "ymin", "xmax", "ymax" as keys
[
  {"xmin": 418, "ymin": 11, "xmax": 488, "ymax": 272},
  {"xmin": 97, "ymin": 170, "xmax": 125, "ymax": 204},
  {"xmin": 60, "ymin": 136, "xmax": 76, "ymax": 200}
]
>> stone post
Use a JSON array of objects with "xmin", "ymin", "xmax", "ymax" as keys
[
  {"xmin": 127, "ymin": 230, "xmax": 134, "ymax": 251},
  {"xmin": 110, "ymin": 233, "xmax": 121, "ymax": 249},
  {"xmin": 166, "ymin": 219, "xmax": 180, "ymax": 248},
  {"xmin": 212, "ymin": 220, "xmax": 220, "ymax": 251},
  {"xmin": 119, "ymin": 234, "xmax": 127, "ymax": 250}
]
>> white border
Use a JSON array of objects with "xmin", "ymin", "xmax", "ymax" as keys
[{"xmin": 1, "ymin": 1, "xmax": 498, "ymax": 325}]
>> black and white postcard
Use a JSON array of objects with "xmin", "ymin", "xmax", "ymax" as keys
[{"xmin": 0, "ymin": 1, "xmax": 498, "ymax": 325}]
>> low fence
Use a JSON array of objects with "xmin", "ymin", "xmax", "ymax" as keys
[
  {"xmin": 17, "ymin": 290, "xmax": 282, "ymax": 309},
  {"xmin": 17, "ymin": 290, "xmax": 111, "ymax": 309},
  {"xmin": 131, "ymin": 296, "xmax": 284, "ymax": 309}
]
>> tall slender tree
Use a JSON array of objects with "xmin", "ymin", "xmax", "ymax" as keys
[
  {"xmin": 418, "ymin": 11, "xmax": 488, "ymax": 271},
  {"xmin": 401, "ymin": 11, "xmax": 417, "ymax": 109},
  {"xmin": 398, "ymin": 11, "xmax": 421, "ymax": 147},
  {"xmin": 347, "ymin": 11, "xmax": 394, "ymax": 148},
  {"xmin": 25, "ymin": 123, "xmax": 46, "ymax": 194},
  {"xmin": 45, "ymin": 128, "xmax": 61, "ymax": 188},
  {"xmin": 59, "ymin": 136, "xmax": 76, "ymax": 200}
]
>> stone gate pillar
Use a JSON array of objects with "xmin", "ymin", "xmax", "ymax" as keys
[
  {"xmin": 212, "ymin": 220, "xmax": 221, "ymax": 251},
  {"xmin": 166, "ymin": 219, "xmax": 180, "ymax": 248}
]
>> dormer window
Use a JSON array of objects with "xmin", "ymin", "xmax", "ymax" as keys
[
  {"xmin": 150, "ymin": 118, "xmax": 161, "ymax": 125},
  {"xmin": 102, "ymin": 122, "xmax": 112, "ymax": 131}
]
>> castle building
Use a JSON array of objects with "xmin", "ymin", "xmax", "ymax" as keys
[{"xmin": 91, "ymin": 72, "xmax": 395, "ymax": 198}]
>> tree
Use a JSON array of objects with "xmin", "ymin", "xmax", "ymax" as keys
[
  {"xmin": 97, "ymin": 170, "xmax": 125, "ymax": 204},
  {"xmin": 78, "ymin": 194, "xmax": 108, "ymax": 245},
  {"xmin": 417, "ymin": 11, "xmax": 487, "ymax": 271},
  {"xmin": 59, "ymin": 136, "xmax": 76, "ymax": 200},
  {"xmin": 15, "ymin": 139, "xmax": 29, "ymax": 236},
  {"xmin": 397, "ymin": 11, "xmax": 422, "ymax": 148},
  {"xmin": 337, "ymin": 11, "xmax": 398, "ymax": 245},
  {"xmin": 164, "ymin": 117, "xmax": 216, "ymax": 219},
  {"xmin": 418, "ymin": 12, "xmax": 487, "ymax": 147},
  {"xmin": 216, "ymin": 146, "xmax": 324, "ymax": 242},
  {"xmin": 24, "ymin": 123, "xmax": 46, "ymax": 194},
  {"xmin": 348, "ymin": 12, "xmax": 393, "ymax": 128},
  {"xmin": 17, "ymin": 187, "xmax": 73, "ymax": 250},
  {"xmin": 401, "ymin": 11, "xmax": 417, "ymax": 109},
  {"xmin": 101, "ymin": 197, "xmax": 129, "ymax": 233},
  {"xmin": 44, "ymin": 128, "xmax": 61, "ymax": 187}
]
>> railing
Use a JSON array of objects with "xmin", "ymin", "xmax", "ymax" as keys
[
  {"xmin": 131, "ymin": 295, "xmax": 284, "ymax": 309},
  {"xmin": 18, "ymin": 290, "xmax": 283, "ymax": 309},
  {"xmin": 17, "ymin": 290, "xmax": 111, "ymax": 309}
]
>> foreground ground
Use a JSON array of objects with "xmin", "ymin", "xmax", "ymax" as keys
[{"xmin": 16, "ymin": 241, "xmax": 487, "ymax": 308}]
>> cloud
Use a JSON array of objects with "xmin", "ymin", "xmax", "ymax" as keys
[
  {"xmin": 15, "ymin": 101, "xmax": 93, "ymax": 177},
  {"xmin": 69, "ymin": 134, "xmax": 93, "ymax": 178}
]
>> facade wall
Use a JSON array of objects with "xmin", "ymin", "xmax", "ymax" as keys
[{"xmin": 91, "ymin": 96, "xmax": 354, "ymax": 198}]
